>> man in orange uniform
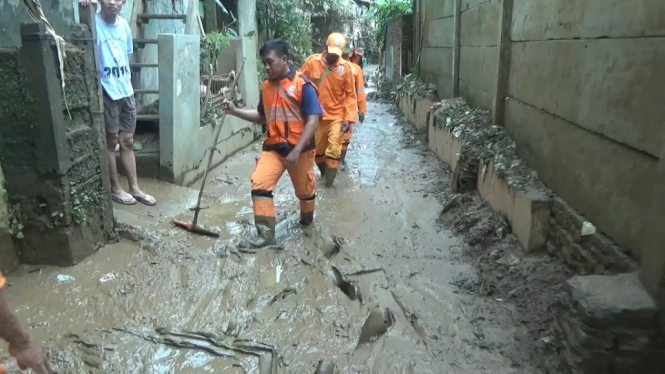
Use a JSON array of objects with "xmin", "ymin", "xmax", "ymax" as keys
[
  {"xmin": 341, "ymin": 45, "xmax": 367, "ymax": 166},
  {"xmin": 224, "ymin": 39, "xmax": 323, "ymax": 248},
  {"xmin": 300, "ymin": 33, "xmax": 357, "ymax": 187},
  {"xmin": 0, "ymin": 274, "xmax": 52, "ymax": 373},
  {"xmin": 349, "ymin": 47, "xmax": 364, "ymax": 69}
]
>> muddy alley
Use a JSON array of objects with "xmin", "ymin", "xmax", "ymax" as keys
[{"xmin": 1, "ymin": 101, "xmax": 537, "ymax": 373}]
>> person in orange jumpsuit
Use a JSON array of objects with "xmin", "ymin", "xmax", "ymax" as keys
[
  {"xmin": 300, "ymin": 33, "xmax": 357, "ymax": 187},
  {"xmin": 0, "ymin": 274, "xmax": 52, "ymax": 373},
  {"xmin": 349, "ymin": 47, "xmax": 364, "ymax": 69},
  {"xmin": 224, "ymin": 39, "xmax": 323, "ymax": 248},
  {"xmin": 341, "ymin": 45, "xmax": 367, "ymax": 166}
]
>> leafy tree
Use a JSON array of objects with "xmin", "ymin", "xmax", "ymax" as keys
[
  {"xmin": 363, "ymin": 0, "xmax": 412, "ymax": 51},
  {"xmin": 257, "ymin": 0, "xmax": 355, "ymax": 65}
]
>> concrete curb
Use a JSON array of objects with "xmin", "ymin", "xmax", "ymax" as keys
[{"xmin": 401, "ymin": 92, "xmax": 552, "ymax": 254}]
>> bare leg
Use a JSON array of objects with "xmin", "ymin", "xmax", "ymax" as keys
[
  {"xmin": 118, "ymin": 132, "xmax": 141, "ymax": 195},
  {"xmin": 106, "ymin": 133, "xmax": 124, "ymax": 193}
]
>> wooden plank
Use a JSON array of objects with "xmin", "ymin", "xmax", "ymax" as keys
[
  {"xmin": 491, "ymin": 0, "xmax": 514, "ymax": 125},
  {"xmin": 133, "ymin": 38, "xmax": 158, "ymax": 47},
  {"xmin": 138, "ymin": 14, "xmax": 187, "ymax": 23},
  {"xmin": 137, "ymin": 114, "xmax": 160, "ymax": 122},
  {"xmin": 130, "ymin": 63, "xmax": 159, "ymax": 67},
  {"xmin": 452, "ymin": 0, "xmax": 461, "ymax": 97}
]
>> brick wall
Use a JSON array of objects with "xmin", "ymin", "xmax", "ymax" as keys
[
  {"xmin": 0, "ymin": 24, "xmax": 114, "ymax": 266},
  {"xmin": 547, "ymin": 197, "xmax": 638, "ymax": 276},
  {"xmin": 385, "ymin": 14, "xmax": 414, "ymax": 82}
]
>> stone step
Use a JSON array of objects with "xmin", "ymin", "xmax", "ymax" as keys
[{"xmin": 137, "ymin": 14, "xmax": 187, "ymax": 23}]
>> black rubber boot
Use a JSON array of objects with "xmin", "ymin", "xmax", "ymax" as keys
[
  {"xmin": 240, "ymin": 215, "xmax": 276, "ymax": 249},
  {"xmin": 300, "ymin": 211, "xmax": 314, "ymax": 226},
  {"xmin": 340, "ymin": 149, "xmax": 348, "ymax": 166},
  {"xmin": 316, "ymin": 162, "xmax": 327, "ymax": 177},
  {"xmin": 324, "ymin": 167, "xmax": 338, "ymax": 188}
]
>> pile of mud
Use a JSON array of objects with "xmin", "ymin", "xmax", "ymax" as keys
[
  {"xmin": 435, "ymin": 185, "xmax": 571, "ymax": 371},
  {"xmin": 431, "ymin": 98, "xmax": 545, "ymax": 191},
  {"xmin": 396, "ymin": 73, "xmax": 437, "ymax": 100}
]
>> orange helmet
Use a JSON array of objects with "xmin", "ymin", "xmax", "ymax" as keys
[{"xmin": 326, "ymin": 33, "xmax": 346, "ymax": 56}]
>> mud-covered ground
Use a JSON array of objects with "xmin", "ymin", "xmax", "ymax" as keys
[{"xmin": 1, "ymin": 100, "xmax": 567, "ymax": 373}]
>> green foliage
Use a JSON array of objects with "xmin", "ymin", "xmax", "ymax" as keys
[
  {"xmin": 364, "ymin": 0, "xmax": 412, "ymax": 50},
  {"xmin": 257, "ymin": 0, "xmax": 353, "ymax": 65},
  {"xmin": 201, "ymin": 27, "xmax": 238, "ymax": 72}
]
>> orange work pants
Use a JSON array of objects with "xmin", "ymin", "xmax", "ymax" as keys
[
  {"xmin": 315, "ymin": 119, "xmax": 343, "ymax": 169},
  {"xmin": 342, "ymin": 123, "xmax": 353, "ymax": 151},
  {"xmin": 250, "ymin": 149, "xmax": 316, "ymax": 219}
]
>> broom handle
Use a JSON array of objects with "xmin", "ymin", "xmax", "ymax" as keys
[{"xmin": 193, "ymin": 59, "xmax": 247, "ymax": 225}]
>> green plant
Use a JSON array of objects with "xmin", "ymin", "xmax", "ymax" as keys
[
  {"xmin": 201, "ymin": 27, "xmax": 238, "ymax": 73},
  {"xmin": 364, "ymin": 0, "xmax": 412, "ymax": 51},
  {"xmin": 257, "ymin": 0, "xmax": 354, "ymax": 65}
]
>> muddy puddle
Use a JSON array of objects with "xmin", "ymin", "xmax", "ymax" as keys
[{"xmin": 1, "ymin": 102, "xmax": 531, "ymax": 372}]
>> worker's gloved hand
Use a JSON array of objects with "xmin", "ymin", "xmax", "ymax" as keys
[
  {"xmin": 9, "ymin": 339, "xmax": 53, "ymax": 374},
  {"xmin": 342, "ymin": 122, "xmax": 350, "ymax": 133},
  {"xmin": 359, "ymin": 113, "xmax": 365, "ymax": 123},
  {"xmin": 223, "ymin": 99, "xmax": 237, "ymax": 115}
]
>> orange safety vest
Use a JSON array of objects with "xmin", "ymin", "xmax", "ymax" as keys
[{"xmin": 261, "ymin": 70, "xmax": 317, "ymax": 155}]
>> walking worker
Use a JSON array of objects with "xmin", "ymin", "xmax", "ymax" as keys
[
  {"xmin": 300, "ymin": 33, "xmax": 357, "ymax": 187},
  {"xmin": 341, "ymin": 45, "xmax": 367, "ymax": 166},
  {"xmin": 349, "ymin": 46, "xmax": 364, "ymax": 69},
  {"xmin": 223, "ymin": 39, "xmax": 323, "ymax": 248},
  {"xmin": 0, "ymin": 273, "xmax": 53, "ymax": 373}
]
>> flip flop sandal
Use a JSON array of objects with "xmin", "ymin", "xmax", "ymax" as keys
[
  {"xmin": 132, "ymin": 192, "xmax": 157, "ymax": 206},
  {"xmin": 111, "ymin": 191, "xmax": 137, "ymax": 205},
  {"xmin": 133, "ymin": 141, "xmax": 144, "ymax": 152}
]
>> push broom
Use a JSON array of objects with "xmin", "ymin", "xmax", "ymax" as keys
[{"xmin": 172, "ymin": 58, "xmax": 247, "ymax": 237}]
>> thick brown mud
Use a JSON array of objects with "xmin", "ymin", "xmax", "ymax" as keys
[{"xmin": 1, "ymin": 101, "xmax": 545, "ymax": 372}]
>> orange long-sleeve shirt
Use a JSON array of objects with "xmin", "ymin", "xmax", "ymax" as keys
[
  {"xmin": 350, "ymin": 62, "xmax": 367, "ymax": 115},
  {"xmin": 300, "ymin": 53, "xmax": 357, "ymax": 123}
]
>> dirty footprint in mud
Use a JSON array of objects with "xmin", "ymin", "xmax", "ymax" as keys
[
  {"xmin": 321, "ymin": 235, "xmax": 343, "ymax": 258},
  {"xmin": 314, "ymin": 359, "xmax": 337, "ymax": 374},
  {"xmin": 330, "ymin": 266, "xmax": 363, "ymax": 303},
  {"xmin": 356, "ymin": 307, "xmax": 396, "ymax": 348}
]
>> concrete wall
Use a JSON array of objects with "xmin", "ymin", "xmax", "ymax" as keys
[
  {"xmin": 0, "ymin": 24, "xmax": 114, "ymax": 266},
  {"xmin": 0, "ymin": 0, "xmax": 75, "ymax": 48},
  {"xmin": 459, "ymin": 0, "xmax": 500, "ymax": 110},
  {"xmin": 505, "ymin": 0, "xmax": 665, "ymax": 260},
  {"xmin": 418, "ymin": 0, "xmax": 455, "ymax": 99},
  {"xmin": 158, "ymin": 2, "xmax": 259, "ymax": 187},
  {"xmin": 136, "ymin": 0, "xmax": 192, "ymax": 108},
  {"xmin": 413, "ymin": 0, "xmax": 665, "ymax": 260}
]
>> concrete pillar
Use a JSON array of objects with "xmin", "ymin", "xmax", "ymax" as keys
[
  {"xmin": 0, "ymin": 23, "xmax": 114, "ymax": 265},
  {"xmin": 236, "ymin": 0, "xmax": 260, "ymax": 106},
  {"xmin": 158, "ymin": 33, "xmax": 201, "ymax": 185},
  {"xmin": 640, "ymin": 142, "xmax": 665, "ymax": 307}
]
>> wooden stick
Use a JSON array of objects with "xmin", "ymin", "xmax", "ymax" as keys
[
  {"xmin": 201, "ymin": 67, "xmax": 215, "ymax": 118},
  {"xmin": 192, "ymin": 59, "xmax": 247, "ymax": 225}
]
